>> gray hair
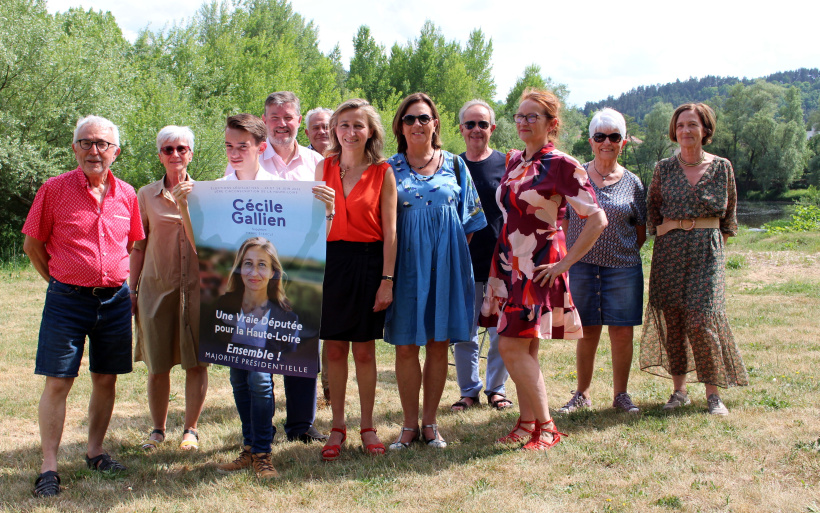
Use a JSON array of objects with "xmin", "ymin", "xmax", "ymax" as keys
[
  {"xmin": 265, "ymin": 91, "xmax": 301, "ymax": 116},
  {"xmin": 74, "ymin": 115, "xmax": 120, "ymax": 146},
  {"xmin": 305, "ymin": 107, "xmax": 332, "ymax": 127},
  {"xmin": 156, "ymin": 125, "xmax": 195, "ymax": 152},
  {"xmin": 458, "ymin": 99, "xmax": 496, "ymax": 125},
  {"xmin": 589, "ymin": 108, "xmax": 627, "ymax": 138}
]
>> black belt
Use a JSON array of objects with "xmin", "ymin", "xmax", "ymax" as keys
[{"xmin": 73, "ymin": 284, "xmax": 123, "ymax": 297}]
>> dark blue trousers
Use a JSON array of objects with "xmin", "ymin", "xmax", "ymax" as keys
[{"xmin": 283, "ymin": 374, "xmax": 317, "ymax": 438}]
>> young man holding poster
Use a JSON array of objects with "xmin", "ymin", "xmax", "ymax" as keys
[
  {"xmin": 254, "ymin": 92, "xmax": 327, "ymax": 444},
  {"xmin": 176, "ymin": 113, "xmax": 334, "ymax": 479},
  {"xmin": 212, "ymin": 114, "xmax": 282, "ymax": 478}
]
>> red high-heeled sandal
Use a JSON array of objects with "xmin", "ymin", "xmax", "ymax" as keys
[
  {"xmin": 321, "ymin": 426, "xmax": 347, "ymax": 461},
  {"xmin": 496, "ymin": 418, "xmax": 536, "ymax": 444},
  {"xmin": 360, "ymin": 427, "xmax": 386, "ymax": 455},
  {"xmin": 522, "ymin": 418, "xmax": 566, "ymax": 451}
]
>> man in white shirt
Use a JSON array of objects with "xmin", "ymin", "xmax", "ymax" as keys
[{"xmin": 224, "ymin": 92, "xmax": 322, "ymax": 181}]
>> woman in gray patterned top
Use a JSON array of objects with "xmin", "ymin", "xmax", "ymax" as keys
[{"xmin": 559, "ymin": 108, "xmax": 647, "ymax": 414}]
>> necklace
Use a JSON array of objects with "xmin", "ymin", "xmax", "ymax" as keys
[
  {"xmin": 592, "ymin": 160, "xmax": 616, "ymax": 180},
  {"xmin": 522, "ymin": 152, "xmax": 537, "ymax": 165},
  {"xmin": 677, "ymin": 152, "xmax": 705, "ymax": 167},
  {"xmin": 340, "ymin": 159, "xmax": 367, "ymax": 180},
  {"xmin": 405, "ymin": 151, "xmax": 436, "ymax": 171}
]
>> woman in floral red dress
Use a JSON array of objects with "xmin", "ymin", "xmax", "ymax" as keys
[
  {"xmin": 640, "ymin": 103, "xmax": 748, "ymax": 415},
  {"xmin": 481, "ymin": 89, "xmax": 607, "ymax": 450}
]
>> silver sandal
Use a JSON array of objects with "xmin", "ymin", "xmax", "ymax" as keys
[
  {"xmin": 388, "ymin": 426, "xmax": 419, "ymax": 451},
  {"xmin": 422, "ymin": 424, "xmax": 447, "ymax": 449}
]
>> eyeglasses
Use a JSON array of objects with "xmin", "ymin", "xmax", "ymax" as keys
[
  {"xmin": 513, "ymin": 113, "xmax": 547, "ymax": 124},
  {"xmin": 160, "ymin": 145, "xmax": 191, "ymax": 155},
  {"xmin": 76, "ymin": 139, "xmax": 117, "ymax": 151},
  {"xmin": 402, "ymin": 114, "xmax": 433, "ymax": 126},
  {"xmin": 591, "ymin": 132, "xmax": 623, "ymax": 143},
  {"xmin": 462, "ymin": 120, "xmax": 491, "ymax": 130}
]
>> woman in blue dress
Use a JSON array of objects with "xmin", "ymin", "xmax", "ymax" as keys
[{"xmin": 385, "ymin": 93, "xmax": 486, "ymax": 450}]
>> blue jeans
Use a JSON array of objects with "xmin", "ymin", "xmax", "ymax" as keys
[
  {"xmin": 452, "ymin": 282, "xmax": 509, "ymax": 398},
  {"xmin": 229, "ymin": 368, "xmax": 274, "ymax": 453}
]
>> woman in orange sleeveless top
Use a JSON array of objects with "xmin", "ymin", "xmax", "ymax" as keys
[{"xmin": 314, "ymin": 99, "xmax": 397, "ymax": 461}]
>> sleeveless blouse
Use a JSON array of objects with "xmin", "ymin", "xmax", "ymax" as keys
[{"xmin": 324, "ymin": 158, "xmax": 388, "ymax": 243}]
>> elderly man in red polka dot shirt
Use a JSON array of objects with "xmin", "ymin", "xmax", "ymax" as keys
[{"xmin": 23, "ymin": 115, "xmax": 144, "ymax": 498}]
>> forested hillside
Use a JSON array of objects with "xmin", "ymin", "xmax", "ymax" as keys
[
  {"xmin": 583, "ymin": 68, "xmax": 820, "ymax": 124},
  {"xmin": 1, "ymin": 0, "xmax": 818, "ymax": 251}
]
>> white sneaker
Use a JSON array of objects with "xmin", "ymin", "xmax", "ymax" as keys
[{"xmin": 707, "ymin": 394, "xmax": 729, "ymax": 415}]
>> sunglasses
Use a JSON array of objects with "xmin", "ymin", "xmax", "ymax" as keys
[
  {"xmin": 462, "ymin": 120, "xmax": 491, "ymax": 130},
  {"xmin": 402, "ymin": 114, "xmax": 433, "ymax": 126},
  {"xmin": 591, "ymin": 132, "xmax": 623, "ymax": 143},
  {"xmin": 160, "ymin": 145, "xmax": 191, "ymax": 155}
]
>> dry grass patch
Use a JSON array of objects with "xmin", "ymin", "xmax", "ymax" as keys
[{"xmin": 2, "ymin": 236, "xmax": 820, "ymax": 512}]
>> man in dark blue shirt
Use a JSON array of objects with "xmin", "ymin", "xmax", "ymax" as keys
[{"xmin": 451, "ymin": 100, "xmax": 512, "ymax": 412}]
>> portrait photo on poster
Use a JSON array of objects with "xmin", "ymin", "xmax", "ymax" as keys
[{"xmin": 187, "ymin": 180, "xmax": 326, "ymax": 377}]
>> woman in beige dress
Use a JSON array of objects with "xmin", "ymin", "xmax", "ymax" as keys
[{"xmin": 130, "ymin": 126, "xmax": 208, "ymax": 450}]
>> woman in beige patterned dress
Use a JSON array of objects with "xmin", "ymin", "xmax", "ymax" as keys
[{"xmin": 640, "ymin": 103, "xmax": 748, "ymax": 415}]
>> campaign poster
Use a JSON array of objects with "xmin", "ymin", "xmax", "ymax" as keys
[{"xmin": 187, "ymin": 180, "xmax": 325, "ymax": 377}]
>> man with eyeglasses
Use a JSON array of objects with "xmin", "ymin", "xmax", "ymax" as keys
[
  {"xmin": 23, "ymin": 115, "xmax": 144, "ymax": 497},
  {"xmin": 223, "ymin": 92, "xmax": 327, "ymax": 443},
  {"xmin": 449, "ymin": 100, "xmax": 512, "ymax": 412}
]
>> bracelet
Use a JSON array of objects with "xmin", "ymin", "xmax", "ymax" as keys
[
  {"xmin": 130, "ymin": 290, "xmax": 138, "ymax": 296},
  {"xmin": 326, "ymin": 213, "xmax": 335, "ymax": 221},
  {"xmin": 381, "ymin": 275, "xmax": 393, "ymax": 282}
]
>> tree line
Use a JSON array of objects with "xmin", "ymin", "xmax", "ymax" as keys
[{"xmin": 1, "ymin": 0, "xmax": 818, "ymax": 251}]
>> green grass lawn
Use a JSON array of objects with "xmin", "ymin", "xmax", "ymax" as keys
[{"xmin": 1, "ymin": 230, "xmax": 819, "ymax": 512}]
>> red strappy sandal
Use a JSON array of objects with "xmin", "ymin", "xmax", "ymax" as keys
[
  {"xmin": 321, "ymin": 426, "xmax": 347, "ymax": 461},
  {"xmin": 360, "ymin": 427, "xmax": 386, "ymax": 455},
  {"xmin": 496, "ymin": 418, "xmax": 536, "ymax": 444},
  {"xmin": 522, "ymin": 418, "xmax": 566, "ymax": 451}
]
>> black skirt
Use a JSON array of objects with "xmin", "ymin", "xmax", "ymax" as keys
[{"xmin": 320, "ymin": 241, "xmax": 385, "ymax": 342}]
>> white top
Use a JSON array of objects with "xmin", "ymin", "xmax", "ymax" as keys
[{"xmin": 217, "ymin": 165, "xmax": 277, "ymax": 181}]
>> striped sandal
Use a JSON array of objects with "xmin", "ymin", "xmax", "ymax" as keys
[
  {"xmin": 179, "ymin": 428, "xmax": 199, "ymax": 450},
  {"xmin": 141, "ymin": 429, "xmax": 165, "ymax": 451}
]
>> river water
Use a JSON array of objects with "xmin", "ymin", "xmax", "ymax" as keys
[{"xmin": 735, "ymin": 201, "xmax": 792, "ymax": 228}]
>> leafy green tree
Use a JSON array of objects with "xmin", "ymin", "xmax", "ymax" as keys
[
  {"xmin": 348, "ymin": 26, "xmax": 392, "ymax": 107},
  {"xmin": 634, "ymin": 102, "xmax": 675, "ymax": 182},
  {"xmin": 379, "ymin": 21, "xmax": 495, "ymax": 128},
  {"xmin": 712, "ymin": 82, "xmax": 808, "ymax": 194},
  {"xmin": 806, "ymin": 135, "xmax": 820, "ymax": 186},
  {"xmin": 0, "ymin": 0, "xmax": 135, "ymax": 248},
  {"xmin": 462, "ymin": 29, "xmax": 496, "ymax": 101}
]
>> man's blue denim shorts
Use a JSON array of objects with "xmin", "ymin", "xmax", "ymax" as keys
[
  {"xmin": 35, "ymin": 278, "xmax": 133, "ymax": 378},
  {"xmin": 568, "ymin": 262, "xmax": 644, "ymax": 327}
]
